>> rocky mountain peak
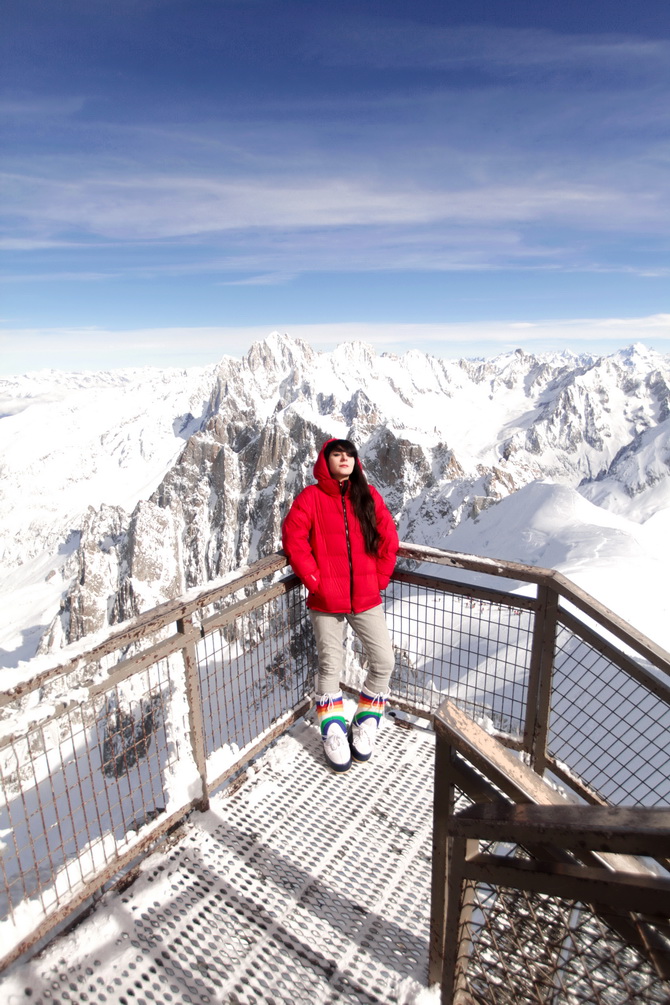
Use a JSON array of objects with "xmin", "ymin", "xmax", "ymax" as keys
[
  {"xmin": 4, "ymin": 334, "xmax": 670, "ymax": 662},
  {"xmin": 617, "ymin": 341, "xmax": 663, "ymax": 368},
  {"xmin": 245, "ymin": 331, "xmax": 316, "ymax": 377}
]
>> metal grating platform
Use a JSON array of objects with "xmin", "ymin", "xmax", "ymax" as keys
[{"xmin": 1, "ymin": 712, "xmax": 437, "ymax": 1004}]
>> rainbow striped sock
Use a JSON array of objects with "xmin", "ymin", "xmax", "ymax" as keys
[
  {"xmin": 353, "ymin": 686, "xmax": 387, "ymax": 728},
  {"xmin": 316, "ymin": 691, "xmax": 347, "ymax": 738}
]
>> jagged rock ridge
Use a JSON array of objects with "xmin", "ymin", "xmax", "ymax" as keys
[{"xmin": 2, "ymin": 333, "xmax": 670, "ymax": 658}]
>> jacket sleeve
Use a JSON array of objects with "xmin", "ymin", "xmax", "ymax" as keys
[
  {"xmin": 281, "ymin": 491, "xmax": 321, "ymax": 594},
  {"xmin": 371, "ymin": 486, "xmax": 399, "ymax": 590}
]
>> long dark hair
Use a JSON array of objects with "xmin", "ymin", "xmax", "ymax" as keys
[{"xmin": 325, "ymin": 440, "xmax": 380, "ymax": 555}]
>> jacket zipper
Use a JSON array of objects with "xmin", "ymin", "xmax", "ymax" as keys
[{"xmin": 340, "ymin": 482, "xmax": 354, "ymax": 612}]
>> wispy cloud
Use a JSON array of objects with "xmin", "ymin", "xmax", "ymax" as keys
[
  {"xmin": 3, "ymin": 17, "xmax": 669, "ymax": 282},
  {"xmin": 3, "ymin": 169, "xmax": 667, "ymax": 246},
  {"xmin": 218, "ymin": 272, "xmax": 297, "ymax": 286},
  {"xmin": 1, "ymin": 223, "xmax": 667, "ymax": 284},
  {"xmin": 0, "ymin": 270, "xmax": 121, "ymax": 283},
  {"xmin": 311, "ymin": 19, "xmax": 670, "ymax": 79},
  {"xmin": 2, "ymin": 9, "xmax": 669, "ymax": 330},
  {"xmin": 0, "ymin": 96, "xmax": 87, "ymax": 117}
]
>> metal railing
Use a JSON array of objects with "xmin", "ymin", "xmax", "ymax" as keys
[
  {"xmin": 430, "ymin": 699, "xmax": 670, "ymax": 1003},
  {"xmin": 0, "ymin": 543, "xmax": 669, "ymax": 1000},
  {"xmin": 0, "ymin": 552, "xmax": 306, "ymax": 969}
]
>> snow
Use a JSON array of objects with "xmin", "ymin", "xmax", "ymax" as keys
[
  {"xmin": 445, "ymin": 480, "xmax": 670, "ymax": 649},
  {"xmin": 0, "ymin": 716, "xmax": 442, "ymax": 1003},
  {"xmin": 0, "ymin": 362, "xmax": 222, "ymax": 665},
  {"xmin": 0, "ymin": 365, "xmax": 217, "ymax": 558},
  {"xmin": 1, "ymin": 326, "xmax": 670, "ymax": 994},
  {"xmin": 0, "ymin": 538, "xmax": 80, "ymax": 668},
  {"xmin": 3, "ymin": 333, "xmax": 670, "ymax": 669}
]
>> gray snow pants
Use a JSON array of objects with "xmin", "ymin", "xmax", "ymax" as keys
[{"xmin": 309, "ymin": 604, "xmax": 395, "ymax": 696}]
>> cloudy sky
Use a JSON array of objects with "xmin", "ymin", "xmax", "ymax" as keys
[{"xmin": 1, "ymin": 0, "xmax": 669, "ymax": 372}]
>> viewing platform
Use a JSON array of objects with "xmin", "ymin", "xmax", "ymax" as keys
[
  {"xmin": 3, "ymin": 711, "xmax": 436, "ymax": 1003},
  {"xmin": 1, "ymin": 544, "xmax": 669, "ymax": 1003}
]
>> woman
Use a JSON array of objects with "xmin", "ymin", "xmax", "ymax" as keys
[{"xmin": 282, "ymin": 438, "xmax": 399, "ymax": 772}]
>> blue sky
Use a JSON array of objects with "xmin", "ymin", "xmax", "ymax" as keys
[{"xmin": 1, "ymin": 0, "xmax": 669, "ymax": 373}]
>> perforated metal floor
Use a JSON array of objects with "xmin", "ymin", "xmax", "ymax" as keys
[{"xmin": 2, "ymin": 713, "xmax": 436, "ymax": 1004}]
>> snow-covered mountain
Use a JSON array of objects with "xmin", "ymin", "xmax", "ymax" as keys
[{"xmin": 2, "ymin": 332, "xmax": 670, "ymax": 670}]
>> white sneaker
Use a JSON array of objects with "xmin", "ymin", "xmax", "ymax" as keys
[
  {"xmin": 322, "ymin": 722, "xmax": 352, "ymax": 773},
  {"xmin": 350, "ymin": 688, "xmax": 387, "ymax": 762},
  {"xmin": 349, "ymin": 717, "xmax": 379, "ymax": 762}
]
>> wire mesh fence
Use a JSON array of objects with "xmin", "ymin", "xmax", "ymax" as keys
[
  {"xmin": 382, "ymin": 574, "xmax": 536, "ymax": 736},
  {"xmin": 198, "ymin": 587, "xmax": 314, "ymax": 765},
  {"xmin": 0, "ymin": 656, "xmax": 179, "ymax": 929},
  {"xmin": 548, "ymin": 621, "xmax": 670, "ymax": 806},
  {"xmin": 1, "ymin": 543, "xmax": 670, "ymax": 993},
  {"xmin": 0, "ymin": 561, "xmax": 310, "ymax": 969},
  {"xmin": 438, "ymin": 777, "xmax": 670, "ymax": 1005},
  {"xmin": 459, "ymin": 871, "xmax": 670, "ymax": 1004}
]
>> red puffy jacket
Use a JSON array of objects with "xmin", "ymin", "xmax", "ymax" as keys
[{"xmin": 282, "ymin": 440, "xmax": 399, "ymax": 613}]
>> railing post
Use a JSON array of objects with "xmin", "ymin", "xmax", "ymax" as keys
[
  {"xmin": 431, "ymin": 719, "xmax": 478, "ymax": 1000},
  {"xmin": 429, "ymin": 725, "xmax": 452, "ymax": 986},
  {"xmin": 443, "ymin": 842, "xmax": 478, "ymax": 1005},
  {"xmin": 524, "ymin": 583, "xmax": 559, "ymax": 774},
  {"xmin": 178, "ymin": 615, "xmax": 210, "ymax": 813},
  {"xmin": 430, "ymin": 721, "xmax": 480, "ymax": 1003}
]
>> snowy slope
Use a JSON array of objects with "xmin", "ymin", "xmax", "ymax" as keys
[
  {"xmin": 0, "ymin": 364, "xmax": 219, "ymax": 664},
  {"xmin": 445, "ymin": 481, "xmax": 670, "ymax": 649},
  {"xmin": 580, "ymin": 416, "xmax": 670, "ymax": 521},
  {"xmin": 0, "ymin": 364, "xmax": 219, "ymax": 564}
]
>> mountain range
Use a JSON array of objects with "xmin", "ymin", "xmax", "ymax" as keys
[{"xmin": 2, "ymin": 332, "xmax": 670, "ymax": 674}]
